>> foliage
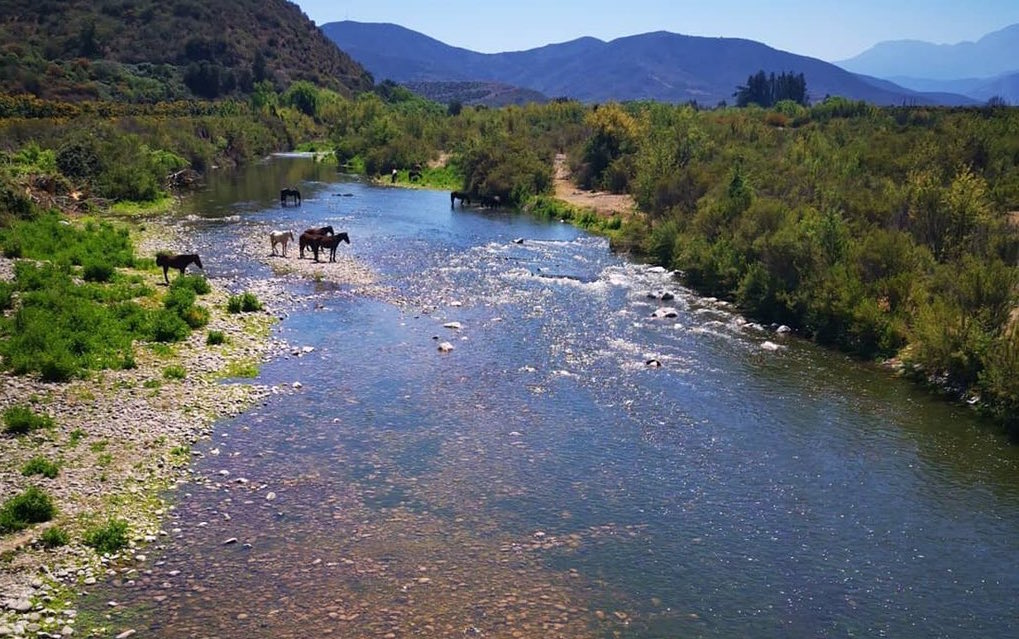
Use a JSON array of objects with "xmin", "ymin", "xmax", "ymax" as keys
[
  {"xmin": 22, "ymin": 456, "xmax": 60, "ymax": 479},
  {"xmin": 227, "ymin": 292, "xmax": 261, "ymax": 313},
  {"xmin": 40, "ymin": 525, "xmax": 69, "ymax": 548},
  {"xmin": 735, "ymin": 71, "xmax": 808, "ymax": 108},
  {"xmin": 82, "ymin": 517, "xmax": 129, "ymax": 554},
  {"xmin": 3, "ymin": 404, "xmax": 54, "ymax": 435},
  {"xmin": 206, "ymin": 330, "xmax": 226, "ymax": 345},
  {"xmin": 0, "ymin": 486, "xmax": 56, "ymax": 534},
  {"xmin": 162, "ymin": 364, "xmax": 187, "ymax": 380},
  {"xmin": 0, "ymin": 0, "xmax": 372, "ymax": 101}
]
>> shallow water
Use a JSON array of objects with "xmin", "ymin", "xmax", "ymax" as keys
[{"xmin": 84, "ymin": 158, "xmax": 1019, "ymax": 638}]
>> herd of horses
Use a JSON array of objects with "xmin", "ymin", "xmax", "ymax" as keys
[{"xmin": 158, "ymin": 184, "xmax": 503, "ymax": 284}]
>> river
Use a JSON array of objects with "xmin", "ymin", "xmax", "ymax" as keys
[{"xmin": 82, "ymin": 157, "xmax": 1019, "ymax": 638}]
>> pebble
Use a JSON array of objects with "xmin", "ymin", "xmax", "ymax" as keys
[
  {"xmin": 115, "ymin": 630, "xmax": 136, "ymax": 639},
  {"xmin": 223, "ymin": 538, "xmax": 238, "ymax": 545}
]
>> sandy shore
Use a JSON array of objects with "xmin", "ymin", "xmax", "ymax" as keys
[{"xmin": 0, "ymin": 218, "xmax": 377, "ymax": 637}]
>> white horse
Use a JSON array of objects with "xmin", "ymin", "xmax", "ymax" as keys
[{"xmin": 269, "ymin": 230, "xmax": 295, "ymax": 257}]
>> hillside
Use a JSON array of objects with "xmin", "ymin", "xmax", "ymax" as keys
[
  {"xmin": 0, "ymin": 0, "xmax": 373, "ymax": 101},
  {"xmin": 837, "ymin": 23, "xmax": 1019, "ymax": 81},
  {"xmin": 403, "ymin": 81, "xmax": 548, "ymax": 107},
  {"xmin": 322, "ymin": 21, "xmax": 973, "ymax": 106}
]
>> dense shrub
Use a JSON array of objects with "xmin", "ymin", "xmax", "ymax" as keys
[
  {"xmin": 40, "ymin": 525, "xmax": 69, "ymax": 547},
  {"xmin": 206, "ymin": 330, "xmax": 225, "ymax": 345},
  {"xmin": 22, "ymin": 456, "xmax": 60, "ymax": 478},
  {"xmin": 0, "ymin": 487, "xmax": 56, "ymax": 533},
  {"xmin": 83, "ymin": 518, "xmax": 129, "ymax": 554},
  {"xmin": 3, "ymin": 405, "xmax": 54, "ymax": 435},
  {"xmin": 227, "ymin": 291, "xmax": 261, "ymax": 313}
]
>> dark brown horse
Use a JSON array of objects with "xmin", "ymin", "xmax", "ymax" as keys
[
  {"xmin": 298, "ymin": 226, "xmax": 335, "ymax": 259},
  {"xmin": 156, "ymin": 253, "xmax": 203, "ymax": 284},
  {"xmin": 314, "ymin": 232, "xmax": 350, "ymax": 262},
  {"xmin": 280, "ymin": 188, "xmax": 302, "ymax": 206},
  {"xmin": 451, "ymin": 191, "xmax": 470, "ymax": 207}
]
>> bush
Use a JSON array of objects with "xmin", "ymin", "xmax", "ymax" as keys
[
  {"xmin": 3, "ymin": 405, "xmax": 55, "ymax": 435},
  {"xmin": 172, "ymin": 274, "xmax": 211, "ymax": 295},
  {"xmin": 83, "ymin": 518, "xmax": 129, "ymax": 554},
  {"xmin": 0, "ymin": 487, "xmax": 56, "ymax": 533},
  {"xmin": 206, "ymin": 330, "xmax": 225, "ymax": 345},
  {"xmin": 81, "ymin": 260, "xmax": 115, "ymax": 283},
  {"xmin": 0, "ymin": 281, "xmax": 14, "ymax": 311},
  {"xmin": 227, "ymin": 291, "xmax": 261, "ymax": 313},
  {"xmin": 149, "ymin": 308, "xmax": 190, "ymax": 342},
  {"xmin": 181, "ymin": 304, "xmax": 209, "ymax": 329},
  {"xmin": 162, "ymin": 365, "xmax": 186, "ymax": 380},
  {"xmin": 40, "ymin": 526, "xmax": 69, "ymax": 548},
  {"xmin": 22, "ymin": 456, "xmax": 60, "ymax": 478}
]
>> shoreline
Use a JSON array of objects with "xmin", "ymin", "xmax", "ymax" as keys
[{"xmin": 0, "ymin": 217, "xmax": 318, "ymax": 636}]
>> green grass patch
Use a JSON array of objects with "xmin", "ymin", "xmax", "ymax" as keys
[
  {"xmin": 162, "ymin": 364, "xmax": 186, "ymax": 380},
  {"xmin": 40, "ymin": 525, "xmax": 69, "ymax": 548},
  {"xmin": 3, "ymin": 405, "xmax": 54, "ymax": 435},
  {"xmin": 82, "ymin": 518, "xmax": 129, "ymax": 554},
  {"xmin": 0, "ymin": 486, "xmax": 56, "ymax": 534},
  {"xmin": 221, "ymin": 360, "xmax": 259, "ymax": 379},
  {"xmin": 227, "ymin": 291, "xmax": 262, "ymax": 313},
  {"xmin": 22, "ymin": 456, "xmax": 60, "ymax": 478},
  {"xmin": 109, "ymin": 194, "xmax": 177, "ymax": 217},
  {"xmin": 206, "ymin": 330, "xmax": 226, "ymax": 345}
]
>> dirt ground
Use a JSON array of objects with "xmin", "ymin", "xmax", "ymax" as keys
[{"xmin": 552, "ymin": 153, "xmax": 636, "ymax": 218}]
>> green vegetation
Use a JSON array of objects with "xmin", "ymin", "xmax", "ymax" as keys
[
  {"xmin": 3, "ymin": 405, "xmax": 54, "ymax": 435},
  {"xmin": 206, "ymin": 330, "xmax": 226, "ymax": 345},
  {"xmin": 40, "ymin": 525, "xmax": 69, "ymax": 548},
  {"xmin": 0, "ymin": 486, "xmax": 56, "ymax": 534},
  {"xmin": 162, "ymin": 364, "xmax": 186, "ymax": 380},
  {"xmin": 227, "ymin": 291, "xmax": 262, "ymax": 313},
  {"xmin": 22, "ymin": 456, "xmax": 60, "ymax": 478},
  {"xmin": 82, "ymin": 517, "xmax": 129, "ymax": 554}
]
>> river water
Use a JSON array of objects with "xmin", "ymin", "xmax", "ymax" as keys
[{"xmin": 84, "ymin": 157, "xmax": 1019, "ymax": 638}]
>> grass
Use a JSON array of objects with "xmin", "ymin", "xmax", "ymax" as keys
[
  {"xmin": 227, "ymin": 291, "xmax": 262, "ymax": 313},
  {"xmin": 3, "ymin": 405, "xmax": 54, "ymax": 435},
  {"xmin": 82, "ymin": 518, "xmax": 129, "ymax": 554},
  {"xmin": 68, "ymin": 428, "xmax": 86, "ymax": 447},
  {"xmin": 206, "ymin": 330, "xmax": 226, "ymax": 345},
  {"xmin": 109, "ymin": 195, "xmax": 177, "ymax": 217},
  {"xmin": 22, "ymin": 456, "xmax": 60, "ymax": 478},
  {"xmin": 0, "ymin": 486, "xmax": 56, "ymax": 534},
  {"xmin": 40, "ymin": 526, "xmax": 69, "ymax": 548},
  {"xmin": 220, "ymin": 360, "xmax": 259, "ymax": 379},
  {"xmin": 162, "ymin": 364, "xmax": 186, "ymax": 380}
]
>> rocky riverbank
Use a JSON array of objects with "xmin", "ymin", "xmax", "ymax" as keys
[{"xmin": 0, "ymin": 216, "xmax": 379, "ymax": 638}]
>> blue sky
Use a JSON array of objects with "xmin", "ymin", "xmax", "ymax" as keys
[{"xmin": 295, "ymin": 0, "xmax": 1019, "ymax": 61}]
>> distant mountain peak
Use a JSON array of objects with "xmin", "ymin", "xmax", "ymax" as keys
[
  {"xmin": 323, "ymin": 21, "xmax": 974, "ymax": 107},
  {"xmin": 838, "ymin": 23, "xmax": 1019, "ymax": 81}
]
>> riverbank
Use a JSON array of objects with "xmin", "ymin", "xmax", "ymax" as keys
[{"xmin": 0, "ymin": 218, "xmax": 298, "ymax": 637}]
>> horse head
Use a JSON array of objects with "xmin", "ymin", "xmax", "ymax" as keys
[
  {"xmin": 338, "ymin": 232, "xmax": 350, "ymax": 244},
  {"xmin": 192, "ymin": 254, "xmax": 203, "ymax": 269}
]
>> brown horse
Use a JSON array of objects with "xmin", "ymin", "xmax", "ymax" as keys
[
  {"xmin": 156, "ymin": 253, "xmax": 203, "ymax": 284},
  {"xmin": 314, "ymin": 232, "xmax": 350, "ymax": 262},
  {"xmin": 280, "ymin": 188, "xmax": 302, "ymax": 206},
  {"xmin": 451, "ymin": 191, "xmax": 470, "ymax": 207},
  {"xmin": 299, "ymin": 226, "xmax": 335, "ymax": 259}
]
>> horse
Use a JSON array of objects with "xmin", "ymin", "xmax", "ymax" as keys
[
  {"xmin": 299, "ymin": 226, "xmax": 335, "ymax": 258},
  {"xmin": 269, "ymin": 230, "xmax": 294, "ymax": 257},
  {"xmin": 408, "ymin": 169, "xmax": 422, "ymax": 181},
  {"xmin": 451, "ymin": 191, "xmax": 471, "ymax": 207},
  {"xmin": 314, "ymin": 232, "xmax": 350, "ymax": 263},
  {"xmin": 479, "ymin": 194, "xmax": 502, "ymax": 208},
  {"xmin": 155, "ymin": 253, "xmax": 203, "ymax": 285},
  {"xmin": 280, "ymin": 187, "xmax": 302, "ymax": 206},
  {"xmin": 303, "ymin": 225, "xmax": 334, "ymax": 236}
]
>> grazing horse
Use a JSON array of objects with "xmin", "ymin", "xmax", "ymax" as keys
[
  {"xmin": 450, "ymin": 191, "xmax": 471, "ymax": 207},
  {"xmin": 280, "ymin": 188, "xmax": 302, "ymax": 206},
  {"xmin": 314, "ymin": 232, "xmax": 350, "ymax": 263},
  {"xmin": 156, "ymin": 253, "xmax": 203, "ymax": 285},
  {"xmin": 303, "ymin": 225, "xmax": 334, "ymax": 236},
  {"xmin": 269, "ymin": 230, "xmax": 294, "ymax": 257}
]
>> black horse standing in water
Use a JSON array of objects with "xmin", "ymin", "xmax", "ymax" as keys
[
  {"xmin": 280, "ymin": 188, "xmax": 302, "ymax": 206},
  {"xmin": 156, "ymin": 253, "xmax": 203, "ymax": 284},
  {"xmin": 450, "ymin": 191, "xmax": 470, "ymax": 207}
]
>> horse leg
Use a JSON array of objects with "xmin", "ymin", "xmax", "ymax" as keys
[{"xmin": 162, "ymin": 266, "xmax": 169, "ymax": 285}]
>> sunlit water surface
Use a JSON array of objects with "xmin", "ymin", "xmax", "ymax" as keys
[{"xmin": 82, "ymin": 158, "xmax": 1019, "ymax": 639}]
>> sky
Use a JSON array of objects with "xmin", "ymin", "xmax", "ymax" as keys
[{"xmin": 295, "ymin": 0, "xmax": 1019, "ymax": 62}]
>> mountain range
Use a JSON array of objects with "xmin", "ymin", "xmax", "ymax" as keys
[
  {"xmin": 837, "ymin": 23, "xmax": 1019, "ymax": 104},
  {"xmin": 322, "ymin": 21, "xmax": 974, "ymax": 107}
]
